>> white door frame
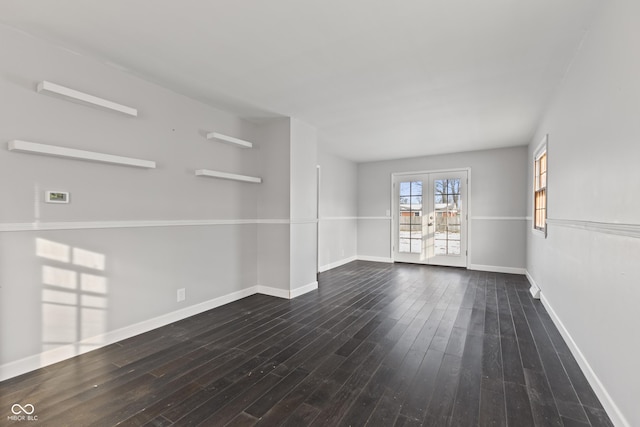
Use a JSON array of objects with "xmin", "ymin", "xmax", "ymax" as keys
[{"xmin": 391, "ymin": 168, "xmax": 471, "ymax": 268}]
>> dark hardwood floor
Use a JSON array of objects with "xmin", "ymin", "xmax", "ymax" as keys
[{"xmin": 0, "ymin": 261, "xmax": 613, "ymax": 426}]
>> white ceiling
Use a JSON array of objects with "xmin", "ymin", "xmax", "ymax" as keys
[{"xmin": 0, "ymin": 0, "xmax": 600, "ymax": 162}]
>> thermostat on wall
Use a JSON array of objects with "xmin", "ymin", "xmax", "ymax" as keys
[{"xmin": 46, "ymin": 191, "xmax": 70, "ymax": 204}]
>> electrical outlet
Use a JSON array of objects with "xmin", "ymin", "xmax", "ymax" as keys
[{"xmin": 177, "ymin": 288, "xmax": 186, "ymax": 302}]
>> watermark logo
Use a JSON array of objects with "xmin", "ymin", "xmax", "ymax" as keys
[
  {"xmin": 11, "ymin": 404, "xmax": 35, "ymax": 415},
  {"xmin": 8, "ymin": 403, "xmax": 38, "ymax": 422}
]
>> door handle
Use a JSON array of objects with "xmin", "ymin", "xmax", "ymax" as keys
[{"xmin": 428, "ymin": 222, "xmax": 434, "ymax": 226}]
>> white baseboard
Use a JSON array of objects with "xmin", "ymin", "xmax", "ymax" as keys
[
  {"xmin": 541, "ymin": 294, "xmax": 629, "ymax": 427},
  {"xmin": 524, "ymin": 270, "xmax": 541, "ymax": 299},
  {"xmin": 357, "ymin": 255, "xmax": 394, "ymax": 264},
  {"xmin": 319, "ymin": 256, "xmax": 357, "ymax": 272},
  {"xmin": 529, "ymin": 285, "xmax": 541, "ymax": 299},
  {"xmin": 468, "ymin": 264, "xmax": 526, "ymax": 274},
  {"xmin": 256, "ymin": 285, "xmax": 291, "ymax": 300},
  {"xmin": 525, "ymin": 269, "xmax": 537, "ymax": 288},
  {"xmin": 290, "ymin": 281, "xmax": 318, "ymax": 298},
  {"xmin": 0, "ymin": 286, "xmax": 258, "ymax": 382},
  {"xmin": 258, "ymin": 281, "xmax": 319, "ymax": 299}
]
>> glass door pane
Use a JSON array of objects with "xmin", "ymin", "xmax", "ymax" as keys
[
  {"xmin": 433, "ymin": 179, "xmax": 461, "ymax": 256},
  {"xmin": 398, "ymin": 180, "xmax": 423, "ymax": 254}
]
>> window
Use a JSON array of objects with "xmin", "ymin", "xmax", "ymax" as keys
[{"xmin": 534, "ymin": 143, "xmax": 547, "ymax": 232}]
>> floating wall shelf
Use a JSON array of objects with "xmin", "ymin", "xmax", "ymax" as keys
[
  {"xmin": 206, "ymin": 132, "xmax": 253, "ymax": 148},
  {"xmin": 195, "ymin": 169, "xmax": 262, "ymax": 183},
  {"xmin": 8, "ymin": 140, "xmax": 156, "ymax": 169},
  {"xmin": 37, "ymin": 81, "xmax": 138, "ymax": 117}
]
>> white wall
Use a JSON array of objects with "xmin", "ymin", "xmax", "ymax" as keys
[
  {"xmin": 357, "ymin": 146, "xmax": 528, "ymax": 271},
  {"xmin": 256, "ymin": 119, "xmax": 291, "ymax": 293},
  {"xmin": 317, "ymin": 150, "xmax": 358, "ymax": 271},
  {"xmin": 526, "ymin": 2, "xmax": 640, "ymax": 425},
  {"xmin": 289, "ymin": 118, "xmax": 318, "ymax": 292}
]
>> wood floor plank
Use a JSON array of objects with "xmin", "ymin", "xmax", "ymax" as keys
[
  {"xmin": 397, "ymin": 348, "xmax": 444, "ymax": 422},
  {"xmin": 280, "ymin": 402, "xmax": 320, "ymax": 427},
  {"xmin": 450, "ymin": 333, "xmax": 484, "ymax": 426},
  {"xmin": 524, "ymin": 367, "xmax": 563, "ymax": 427},
  {"xmin": 243, "ymin": 368, "xmax": 308, "ymax": 418},
  {"xmin": 504, "ymin": 381, "xmax": 535, "ymax": 427},
  {"xmin": 253, "ymin": 353, "xmax": 345, "ymax": 426},
  {"xmin": 479, "ymin": 381, "xmax": 506, "ymax": 427},
  {"xmin": 422, "ymin": 353, "xmax": 463, "ymax": 426}
]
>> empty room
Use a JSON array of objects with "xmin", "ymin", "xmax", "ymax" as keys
[{"xmin": 0, "ymin": 1, "xmax": 637, "ymax": 426}]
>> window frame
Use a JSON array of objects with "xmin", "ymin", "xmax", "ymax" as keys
[{"xmin": 533, "ymin": 136, "xmax": 548, "ymax": 236}]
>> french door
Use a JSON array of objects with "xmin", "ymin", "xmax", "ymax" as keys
[{"xmin": 393, "ymin": 170, "xmax": 468, "ymax": 267}]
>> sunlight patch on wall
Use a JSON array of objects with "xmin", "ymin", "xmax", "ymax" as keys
[
  {"xmin": 36, "ymin": 238, "xmax": 70, "ymax": 263},
  {"xmin": 41, "ymin": 304, "xmax": 77, "ymax": 351},
  {"xmin": 81, "ymin": 273, "xmax": 107, "ymax": 294},
  {"xmin": 42, "ymin": 266, "xmax": 77, "ymax": 289},
  {"xmin": 41, "ymin": 289, "xmax": 78, "ymax": 305},
  {"xmin": 73, "ymin": 248, "xmax": 105, "ymax": 271},
  {"xmin": 36, "ymin": 238, "xmax": 109, "ymax": 358}
]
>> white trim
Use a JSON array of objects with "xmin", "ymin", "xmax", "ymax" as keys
[
  {"xmin": 319, "ymin": 216, "xmax": 359, "ymax": 221},
  {"xmin": 392, "ymin": 167, "xmax": 472, "ymax": 176},
  {"xmin": 195, "ymin": 169, "xmax": 261, "ymax": 183},
  {"xmin": 206, "ymin": 132, "xmax": 253, "ymax": 148},
  {"xmin": 525, "ymin": 269, "xmax": 541, "ymax": 299},
  {"xmin": 0, "ymin": 218, "xmax": 302, "ymax": 232},
  {"xmin": 319, "ymin": 255, "xmax": 358, "ymax": 272},
  {"xmin": 470, "ymin": 216, "xmax": 527, "ymax": 221},
  {"xmin": 547, "ymin": 218, "xmax": 640, "ymax": 239},
  {"xmin": 525, "ymin": 269, "xmax": 537, "ymax": 288},
  {"xmin": 256, "ymin": 285, "xmax": 290, "ymax": 300},
  {"xmin": 8, "ymin": 140, "xmax": 156, "ymax": 168},
  {"xmin": 290, "ymin": 218, "xmax": 319, "ymax": 225},
  {"xmin": 316, "ymin": 165, "xmax": 321, "ymax": 274},
  {"xmin": 540, "ymin": 294, "xmax": 629, "ymax": 427},
  {"xmin": 468, "ymin": 264, "xmax": 526, "ymax": 275},
  {"xmin": 357, "ymin": 255, "xmax": 394, "ymax": 264},
  {"xmin": 0, "ymin": 219, "xmax": 254, "ymax": 232},
  {"xmin": 532, "ymin": 134, "xmax": 548, "ymax": 235},
  {"xmin": 318, "ymin": 216, "xmax": 391, "ymax": 221},
  {"xmin": 0, "ymin": 286, "xmax": 258, "ymax": 382},
  {"xmin": 534, "ymin": 134, "xmax": 549, "ymax": 158},
  {"xmin": 290, "ymin": 281, "xmax": 319, "ymax": 298},
  {"xmin": 529, "ymin": 287, "xmax": 541, "ymax": 299},
  {"xmin": 256, "ymin": 219, "xmax": 291, "ymax": 225},
  {"xmin": 36, "ymin": 80, "xmax": 138, "ymax": 117},
  {"xmin": 256, "ymin": 282, "xmax": 318, "ymax": 299}
]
